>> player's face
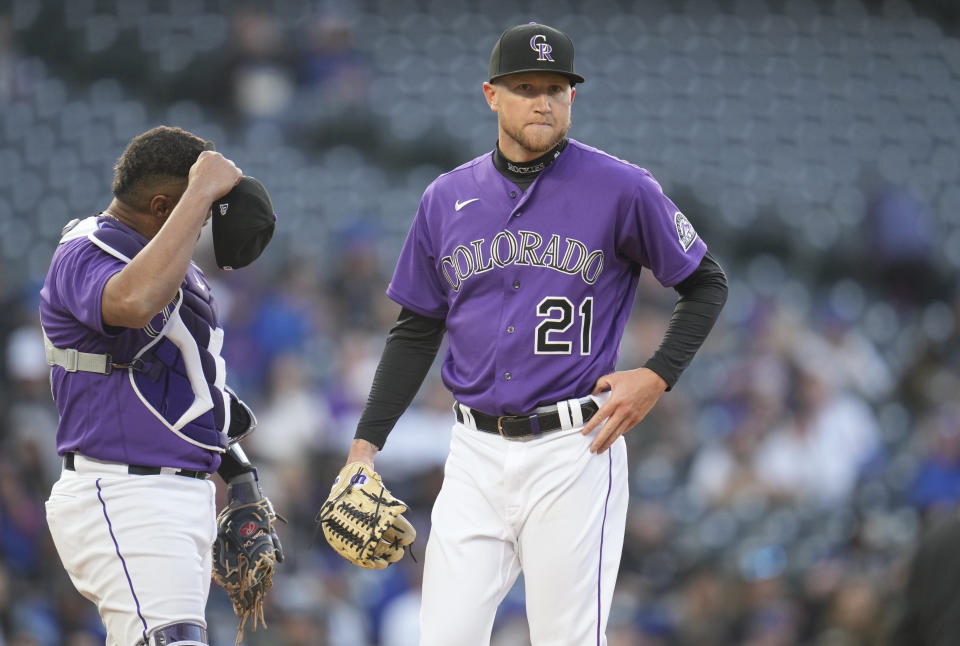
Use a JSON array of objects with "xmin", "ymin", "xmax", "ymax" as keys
[{"xmin": 484, "ymin": 72, "xmax": 575, "ymax": 162}]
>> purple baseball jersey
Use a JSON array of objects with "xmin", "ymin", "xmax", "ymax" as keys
[
  {"xmin": 39, "ymin": 216, "xmax": 224, "ymax": 472},
  {"xmin": 388, "ymin": 139, "xmax": 707, "ymax": 416}
]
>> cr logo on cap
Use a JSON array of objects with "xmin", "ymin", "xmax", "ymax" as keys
[{"xmin": 529, "ymin": 34, "xmax": 554, "ymax": 62}]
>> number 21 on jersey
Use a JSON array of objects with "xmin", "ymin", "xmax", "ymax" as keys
[{"xmin": 534, "ymin": 296, "xmax": 593, "ymax": 355}]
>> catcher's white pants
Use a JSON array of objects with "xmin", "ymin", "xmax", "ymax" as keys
[
  {"xmin": 420, "ymin": 404, "xmax": 629, "ymax": 646},
  {"xmin": 45, "ymin": 455, "xmax": 217, "ymax": 646}
]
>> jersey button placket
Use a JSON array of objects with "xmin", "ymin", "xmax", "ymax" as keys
[{"xmin": 501, "ymin": 273, "xmax": 520, "ymax": 388}]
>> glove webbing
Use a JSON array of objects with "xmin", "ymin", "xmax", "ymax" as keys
[
  {"xmin": 320, "ymin": 484, "xmax": 405, "ymax": 559},
  {"xmin": 234, "ymin": 549, "xmax": 274, "ymax": 641}
]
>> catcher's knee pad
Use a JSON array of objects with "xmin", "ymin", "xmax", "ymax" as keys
[{"xmin": 142, "ymin": 621, "xmax": 209, "ymax": 645}]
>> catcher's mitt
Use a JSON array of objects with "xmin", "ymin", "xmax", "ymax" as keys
[
  {"xmin": 212, "ymin": 476, "xmax": 284, "ymax": 645},
  {"xmin": 316, "ymin": 462, "xmax": 416, "ymax": 569}
]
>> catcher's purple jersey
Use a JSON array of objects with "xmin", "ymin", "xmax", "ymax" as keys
[
  {"xmin": 388, "ymin": 139, "xmax": 707, "ymax": 416},
  {"xmin": 39, "ymin": 216, "xmax": 224, "ymax": 472}
]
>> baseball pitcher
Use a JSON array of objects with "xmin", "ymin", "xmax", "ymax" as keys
[{"xmin": 317, "ymin": 22, "xmax": 728, "ymax": 646}]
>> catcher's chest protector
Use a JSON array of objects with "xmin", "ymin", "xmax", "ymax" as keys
[{"xmin": 63, "ymin": 216, "xmax": 230, "ymax": 450}]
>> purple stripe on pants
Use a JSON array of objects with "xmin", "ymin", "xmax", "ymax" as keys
[
  {"xmin": 96, "ymin": 478, "xmax": 149, "ymax": 643},
  {"xmin": 597, "ymin": 449, "xmax": 613, "ymax": 645}
]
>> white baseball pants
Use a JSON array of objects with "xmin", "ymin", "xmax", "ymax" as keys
[
  {"xmin": 420, "ymin": 402, "xmax": 628, "ymax": 646},
  {"xmin": 45, "ymin": 455, "xmax": 217, "ymax": 646}
]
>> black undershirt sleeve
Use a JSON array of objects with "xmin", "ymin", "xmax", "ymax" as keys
[
  {"xmin": 354, "ymin": 308, "xmax": 446, "ymax": 449},
  {"xmin": 643, "ymin": 250, "xmax": 729, "ymax": 390}
]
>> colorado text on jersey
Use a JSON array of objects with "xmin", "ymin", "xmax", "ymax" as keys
[{"xmin": 439, "ymin": 229, "xmax": 603, "ymax": 291}]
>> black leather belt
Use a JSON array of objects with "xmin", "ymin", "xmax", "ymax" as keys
[
  {"xmin": 64, "ymin": 452, "xmax": 209, "ymax": 480},
  {"xmin": 454, "ymin": 399, "xmax": 599, "ymax": 439}
]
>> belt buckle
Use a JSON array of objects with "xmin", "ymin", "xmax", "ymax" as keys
[
  {"xmin": 497, "ymin": 414, "xmax": 537, "ymax": 439},
  {"xmin": 496, "ymin": 415, "xmax": 509, "ymax": 438},
  {"xmin": 497, "ymin": 414, "xmax": 523, "ymax": 438}
]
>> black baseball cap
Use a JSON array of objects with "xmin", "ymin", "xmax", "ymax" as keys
[
  {"xmin": 211, "ymin": 176, "xmax": 277, "ymax": 270},
  {"xmin": 488, "ymin": 22, "xmax": 585, "ymax": 85}
]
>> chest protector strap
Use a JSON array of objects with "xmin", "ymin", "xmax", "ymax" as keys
[{"xmin": 43, "ymin": 327, "xmax": 114, "ymax": 374}]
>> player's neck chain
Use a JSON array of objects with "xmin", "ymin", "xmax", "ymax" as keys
[{"xmin": 494, "ymin": 138, "xmax": 568, "ymax": 180}]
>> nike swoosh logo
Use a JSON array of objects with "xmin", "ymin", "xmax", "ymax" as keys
[{"xmin": 455, "ymin": 198, "xmax": 480, "ymax": 211}]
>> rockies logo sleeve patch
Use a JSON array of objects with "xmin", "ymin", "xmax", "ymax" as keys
[{"xmin": 675, "ymin": 212, "xmax": 698, "ymax": 252}]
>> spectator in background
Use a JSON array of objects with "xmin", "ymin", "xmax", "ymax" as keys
[
  {"xmin": 907, "ymin": 404, "xmax": 960, "ymax": 522},
  {"xmin": 688, "ymin": 413, "xmax": 771, "ymax": 508},
  {"xmin": 326, "ymin": 220, "xmax": 395, "ymax": 334},
  {"xmin": 752, "ymin": 358, "xmax": 880, "ymax": 506},
  {"xmin": 244, "ymin": 351, "xmax": 333, "ymax": 518},
  {"xmin": 864, "ymin": 182, "xmax": 949, "ymax": 309},
  {"xmin": 378, "ymin": 559, "xmax": 423, "ymax": 646},
  {"xmin": 0, "ymin": 462, "xmax": 47, "ymax": 580},
  {"xmin": 0, "ymin": 15, "xmax": 35, "ymax": 102},
  {"xmin": 297, "ymin": 14, "xmax": 370, "ymax": 112},
  {"xmin": 227, "ymin": 7, "xmax": 297, "ymax": 123},
  {"xmin": 795, "ymin": 299, "xmax": 894, "ymax": 403},
  {"xmin": 292, "ymin": 13, "xmax": 376, "ymax": 148},
  {"xmin": 736, "ymin": 545, "xmax": 802, "ymax": 646},
  {"xmin": 675, "ymin": 562, "xmax": 739, "ymax": 646},
  {"xmin": 688, "ymin": 354, "xmax": 788, "ymax": 508},
  {"xmin": 819, "ymin": 577, "xmax": 883, "ymax": 646},
  {"xmin": 4, "ymin": 306, "xmax": 60, "ymax": 496},
  {"xmin": 895, "ymin": 286, "xmax": 960, "ymax": 413},
  {"xmin": 246, "ymin": 257, "xmax": 325, "ymax": 390},
  {"xmin": 248, "ymin": 352, "xmax": 332, "ymax": 464},
  {"xmin": 885, "ymin": 510, "xmax": 960, "ymax": 646},
  {"xmin": 0, "ymin": 276, "xmax": 40, "ymax": 435}
]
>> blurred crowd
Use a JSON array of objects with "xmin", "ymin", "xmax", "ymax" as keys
[{"xmin": 1, "ymin": 1, "xmax": 960, "ymax": 645}]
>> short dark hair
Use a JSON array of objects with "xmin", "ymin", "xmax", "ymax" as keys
[{"xmin": 112, "ymin": 126, "xmax": 209, "ymax": 210}]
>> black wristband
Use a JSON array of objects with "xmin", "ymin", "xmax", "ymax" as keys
[{"xmin": 226, "ymin": 473, "xmax": 264, "ymax": 505}]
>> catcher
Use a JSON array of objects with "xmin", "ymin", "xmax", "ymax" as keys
[{"xmin": 41, "ymin": 126, "xmax": 282, "ymax": 646}]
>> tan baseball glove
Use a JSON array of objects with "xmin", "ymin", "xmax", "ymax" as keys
[{"xmin": 316, "ymin": 462, "xmax": 416, "ymax": 569}]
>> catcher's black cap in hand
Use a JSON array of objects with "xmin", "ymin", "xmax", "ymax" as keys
[
  {"xmin": 212, "ymin": 176, "xmax": 276, "ymax": 270},
  {"xmin": 488, "ymin": 22, "xmax": 585, "ymax": 85}
]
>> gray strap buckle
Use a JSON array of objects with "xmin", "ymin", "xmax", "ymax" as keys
[{"xmin": 62, "ymin": 348, "xmax": 79, "ymax": 372}]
